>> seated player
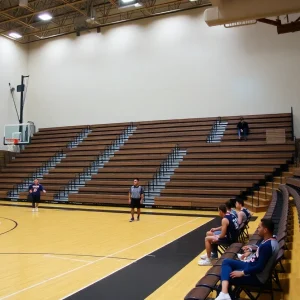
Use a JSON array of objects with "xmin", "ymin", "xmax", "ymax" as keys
[
  {"xmin": 235, "ymin": 198, "xmax": 252, "ymax": 227},
  {"xmin": 215, "ymin": 218, "xmax": 279, "ymax": 300},
  {"xmin": 198, "ymin": 204, "xmax": 239, "ymax": 266}
]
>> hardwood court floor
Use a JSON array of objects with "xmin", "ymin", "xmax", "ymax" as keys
[{"xmin": 0, "ymin": 203, "xmax": 212, "ymax": 300}]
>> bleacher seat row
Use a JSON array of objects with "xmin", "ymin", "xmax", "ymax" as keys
[{"xmin": 0, "ymin": 113, "xmax": 295, "ymax": 212}]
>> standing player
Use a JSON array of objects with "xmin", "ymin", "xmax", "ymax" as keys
[
  {"xmin": 128, "ymin": 178, "xmax": 144, "ymax": 222},
  {"xmin": 29, "ymin": 179, "xmax": 46, "ymax": 212}
]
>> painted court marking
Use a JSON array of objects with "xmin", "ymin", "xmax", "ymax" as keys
[
  {"xmin": 44, "ymin": 254, "xmax": 93, "ymax": 263},
  {"xmin": 1, "ymin": 217, "xmax": 211, "ymax": 299}
]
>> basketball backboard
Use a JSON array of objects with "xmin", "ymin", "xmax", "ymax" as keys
[{"xmin": 4, "ymin": 123, "xmax": 34, "ymax": 145}]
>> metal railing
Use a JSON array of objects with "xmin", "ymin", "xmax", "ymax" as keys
[
  {"xmin": 207, "ymin": 117, "xmax": 226, "ymax": 143},
  {"xmin": 145, "ymin": 144, "xmax": 180, "ymax": 197},
  {"xmin": 8, "ymin": 126, "xmax": 91, "ymax": 196},
  {"xmin": 291, "ymin": 107, "xmax": 295, "ymax": 141},
  {"xmin": 55, "ymin": 123, "xmax": 135, "ymax": 199}
]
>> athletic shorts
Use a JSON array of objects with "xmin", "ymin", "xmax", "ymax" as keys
[
  {"xmin": 130, "ymin": 198, "xmax": 141, "ymax": 208},
  {"xmin": 217, "ymin": 237, "xmax": 234, "ymax": 245},
  {"xmin": 32, "ymin": 194, "xmax": 41, "ymax": 203}
]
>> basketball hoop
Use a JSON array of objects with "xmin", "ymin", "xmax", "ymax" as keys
[{"xmin": 6, "ymin": 138, "xmax": 20, "ymax": 145}]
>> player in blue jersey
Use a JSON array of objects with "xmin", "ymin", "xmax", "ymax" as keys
[
  {"xmin": 215, "ymin": 218, "xmax": 279, "ymax": 300},
  {"xmin": 28, "ymin": 179, "xmax": 46, "ymax": 212},
  {"xmin": 198, "ymin": 204, "xmax": 239, "ymax": 266}
]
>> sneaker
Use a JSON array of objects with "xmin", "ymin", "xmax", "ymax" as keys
[
  {"xmin": 215, "ymin": 292, "xmax": 232, "ymax": 300},
  {"xmin": 129, "ymin": 218, "xmax": 134, "ymax": 222},
  {"xmin": 200, "ymin": 252, "xmax": 217, "ymax": 260},
  {"xmin": 198, "ymin": 258, "xmax": 212, "ymax": 266},
  {"xmin": 35, "ymin": 208, "xmax": 38, "ymax": 212},
  {"xmin": 200, "ymin": 253, "xmax": 208, "ymax": 259},
  {"xmin": 32, "ymin": 208, "xmax": 35, "ymax": 212}
]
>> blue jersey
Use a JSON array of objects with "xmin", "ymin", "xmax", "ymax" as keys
[
  {"xmin": 224, "ymin": 213, "xmax": 239, "ymax": 242},
  {"xmin": 242, "ymin": 207, "xmax": 251, "ymax": 221},
  {"xmin": 244, "ymin": 238, "xmax": 279, "ymax": 283},
  {"xmin": 29, "ymin": 184, "xmax": 44, "ymax": 195}
]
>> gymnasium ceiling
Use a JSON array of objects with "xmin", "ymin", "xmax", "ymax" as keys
[{"xmin": 0, "ymin": 0, "xmax": 212, "ymax": 43}]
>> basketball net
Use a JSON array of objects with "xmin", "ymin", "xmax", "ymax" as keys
[{"xmin": 7, "ymin": 139, "xmax": 20, "ymax": 153}]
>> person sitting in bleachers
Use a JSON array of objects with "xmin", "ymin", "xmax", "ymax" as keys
[
  {"xmin": 198, "ymin": 204, "xmax": 239, "ymax": 266},
  {"xmin": 235, "ymin": 198, "xmax": 252, "ymax": 228},
  {"xmin": 237, "ymin": 117, "xmax": 249, "ymax": 141},
  {"xmin": 215, "ymin": 218, "xmax": 279, "ymax": 300}
]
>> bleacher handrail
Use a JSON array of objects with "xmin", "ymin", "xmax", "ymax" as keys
[
  {"xmin": 145, "ymin": 144, "xmax": 180, "ymax": 197},
  {"xmin": 54, "ymin": 123, "xmax": 135, "ymax": 199},
  {"xmin": 8, "ymin": 126, "xmax": 90, "ymax": 196}
]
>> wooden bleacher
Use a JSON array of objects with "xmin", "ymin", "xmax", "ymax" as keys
[
  {"xmin": 0, "ymin": 113, "xmax": 295, "ymax": 211},
  {"xmin": 17, "ymin": 123, "xmax": 130, "ymax": 201},
  {"xmin": 222, "ymin": 113, "xmax": 292, "ymax": 142},
  {"xmin": 68, "ymin": 118, "xmax": 216, "ymax": 205},
  {"xmin": 0, "ymin": 125, "xmax": 88, "ymax": 198}
]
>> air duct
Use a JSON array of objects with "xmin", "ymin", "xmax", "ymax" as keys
[{"xmin": 204, "ymin": 0, "xmax": 300, "ymax": 27}]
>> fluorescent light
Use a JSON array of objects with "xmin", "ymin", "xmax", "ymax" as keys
[
  {"xmin": 134, "ymin": 3, "xmax": 142, "ymax": 7},
  {"xmin": 121, "ymin": 0, "xmax": 136, "ymax": 3},
  {"xmin": 38, "ymin": 13, "xmax": 53, "ymax": 21},
  {"xmin": 8, "ymin": 32, "xmax": 22, "ymax": 39}
]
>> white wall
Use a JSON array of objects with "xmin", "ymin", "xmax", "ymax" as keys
[
  {"xmin": 0, "ymin": 36, "xmax": 28, "ymax": 150},
  {"xmin": 27, "ymin": 9, "xmax": 300, "ymax": 136}
]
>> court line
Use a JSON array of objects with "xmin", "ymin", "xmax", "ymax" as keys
[
  {"xmin": 0, "ymin": 217, "xmax": 18, "ymax": 236},
  {"xmin": 0, "ymin": 252, "xmax": 135, "ymax": 261},
  {"xmin": 0, "ymin": 216, "xmax": 210, "ymax": 299},
  {"xmin": 61, "ymin": 217, "xmax": 213, "ymax": 299},
  {"xmin": 44, "ymin": 254, "xmax": 93, "ymax": 263}
]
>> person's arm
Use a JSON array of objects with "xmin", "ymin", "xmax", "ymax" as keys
[
  {"xmin": 28, "ymin": 185, "xmax": 33, "ymax": 193},
  {"xmin": 211, "ymin": 226, "xmax": 222, "ymax": 232},
  {"xmin": 128, "ymin": 191, "xmax": 131, "ymax": 204},
  {"xmin": 140, "ymin": 187, "xmax": 144, "ymax": 203},
  {"xmin": 40, "ymin": 185, "xmax": 46, "ymax": 193},
  {"xmin": 218, "ymin": 218, "xmax": 228, "ymax": 239},
  {"xmin": 243, "ymin": 243, "xmax": 273, "ymax": 275},
  {"xmin": 238, "ymin": 211, "xmax": 244, "ymax": 225},
  {"xmin": 242, "ymin": 244, "xmax": 259, "ymax": 252}
]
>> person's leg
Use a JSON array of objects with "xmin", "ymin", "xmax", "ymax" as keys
[
  {"xmin": 245, "ymin": 128, "xmax": 249, "ymax": 140},
  {"xmin": 137, "ymin": 208, "xmax": 140, "ymax": 220},
  {"xmin": 220, "ymin": 259, "xmax": 248, "ymax": 294},
  {"xmin": 32, "ymin": 195, "xmax": 35, "ymax": 210},
  {"xmin": 130, "ymin": 199, "xmax": 135, "ymax": 221},
  {"xmin": 199, "ymin": 236, "xmax": 217, "ymax": 265},
  {"xmin": 35, "ymin": 195, "xmax": 40, "ymax": 211},
  {"xmin": 238, "ymin": 129, "xmax": 241, "ymax": 140},
  {"xmin": 131, "ymin": 208, "xmax": 134, "ymax": 219}
]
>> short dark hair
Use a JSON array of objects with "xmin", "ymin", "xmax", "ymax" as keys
[
  {"xmin": 134, "ymin": 178, "xmax": 139, "ymax": 181},
  {"xmin": 236, "ymin": 198, "xmax": 244, "ymax": 206},
  {"xmin": 261, "ymin": 218, "xmax": 275, "ymax": 234},
  {"xmin": 218, "ymin": 204, "xmax": 227, "ymax": 214},
  {"xmin": 225, "ymin": 201, "xmax": 232, "ymax": 210}
]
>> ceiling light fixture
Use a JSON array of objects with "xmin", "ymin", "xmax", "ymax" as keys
[
  {"xmin": 38, "ymin": 13, "xmax": 53, "ymax": 21},
  {"xmin": 8, "ymin": 32, "xmax": 22, "ymax": 39}
]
